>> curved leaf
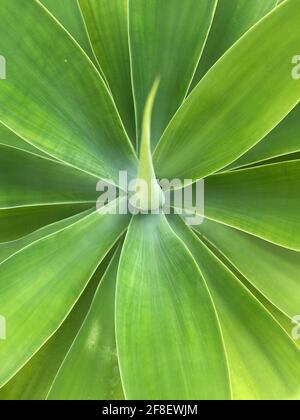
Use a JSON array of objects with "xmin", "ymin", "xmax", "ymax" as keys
[
  {"xmin": 226, "ymin": 105, "xmax": 300, "ymax": 170},
  {"xmin": 204, "ymin": 160, "xmax": 300, "ymax": 251},
  {"xmin": 40, "ymin": 0, "xmax": 96, "ymax": 64},
  {"xmin": 190, "ymin": 0, "xmax": 277, "ymax": 89},
  {"xmin": 48, "ymin": 248, "xmax": 124, "ymax": 400},
  {"xmin": 0, "ymin": 203, "xmax": 92, "ymax": 243},
  {"xmin": 129, "ymin": 0, "xmax": 217, "ymax": 149},
  {"xmin": 0, "ymin": 200, "xmax": 130, "ymax": 387},
  {"xmin": 194, "ymin": 219, "xmax": 300, "ymax": 320},
  {"xmin": 168, "ymin": 215, "xmax": 300, "ymax": 400},
  {"xmin": 0, "ymin": 123, "xmax": 49, "ymax": 158},
  {"xmin": 0, "ymin": 0, "xmax": 137, "ymax": 185},
  {"xmin": 197, "ymin": 245, "xmax": 300, "ymax": 400},
  {"xmin": 0, "ymin": 208, "xmax": 92, "ymax": 263},
  {"xmin": 0, "ymin": 145, "xmax": 97, "ymax": 208},
  {"xmin": 154, "ymin": 0, "xmax": 300, "ymax": 181},
  {"xmin": 0, "ymin": 248, "xmax": 114, "ymax": 400},
  {"xmin": 116, "ymin": 214, "xmax": 230, "ymax": 400},
  {"xmin": 79, "ymin": 0, "xmax": 136, "ymax": 143},
  {"xmin": 191, "ymin": 229, "xmax": 299, "ymax": 350}
]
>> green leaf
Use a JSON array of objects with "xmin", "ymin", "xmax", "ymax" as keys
[
  {"xmin": 48, "ymin": 248, "xmax": 124, "ymax": 400},
  {"xmin": 168, "ymin": 215, "xmax": 300, "ymax": 400},
  {"xmin": 116, "ymin": 214, "xmax": 230, "ymax": 400},
  {"xmin": 129, "ymin": 0, "xmax": 217, "ymax": 149},
  {"xmin": 0, "ymin": 249, "xmax": 114, "ymax": 400},
  {"xmin": 0, "ymin": 200, "xmax": 130, "ymax": 387},
  {"xmin": 191, "ymin": 230, "xmax": 299, "ymax": 350},
  {"xmin": 193, "ymin": 218, "xmax": 300, "ymax": 320},
  {"xmin": 0, "ymin": 208, "xmax": 92, "ymax": 263},
  {"xmin": 0, "ymin": 203, "xmax": 92, "ymax": 243},
  {"xmin": 226, "ymin": 104, "xmax": 300, "ymax": 170},
  {"xmin": 0, "ymin": 0, "xmax": 137, "ymax": 185},
  {"xmin": 40, "ymin": 0, "xmax": 96, "ymax": 65},
  {"xmin": 190, "ymin": 0, "xmax": 277, "ymax": 89},
  {"xmin": 135, "ymin": 79, "xmax": 164, "ymax": 211},
  {"xmin": 204, "ymin": 160, "xmax": 300, "ymax": 251},
  {"xmin": 154, "ymin": 0, "xmax": 300, "ymax": 181},
  {"xmin": 0, "ymin": 123, "xmax": 49, "ymax": 158},
  {"xmin": 0, "ymin": 145, "xmax": 97, "ymax": 208},
  {"xmin": 79, "ymin": 0, "xmax": 136, "ymax": 143}
]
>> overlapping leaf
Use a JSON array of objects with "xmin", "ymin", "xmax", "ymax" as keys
[
  {"xmin": 0, "ymin": 0, "xmax": 137, "ymax": 186},
  {"xmin": 227, "ymin": 104, "xmax": 300, "ymax": 169},
  {"xmin": 0, "ymin": 145, "xmax": 97, "ymax": 208},
  {"xmin": 194, "ymin": 218, "xmax": 300, "ymax": 320},
  {"xmin": 0, "ymin": 0, "xmax": 299, "ymax": 402},
  {"xmin": 204, "ymin": 160, "xmax": 300, "ymax": 251},
  {"xmin": 0, "ymin": 201, "xmax": 129, "ymax": 387},
  {"xmin": 0, "ymin": 209, "xmax": 91, "ymax": 263},
  {"xmin": 48, "ymin": 248, "xmax": 124, "ymax": 400},
  {"xmin": 79, "ymin": 0, "xmax": 136, "ymax": 142},
  {"xmin": 0, "ymin": 123, "xmax": 49, "ymax": 158},
  {"xmin": 154, "ymin": 0, "xmax": 300, "ymax": 181},
  {"xmin": 0, "ymin": 204, "xmax": 92, "ymax": 243},
  {"xmin": 116, "ymin": 214, "xmax": 230, "ymax": 400},
  {"xmin": 40, "ymin": 0, "xmax": 96, "ymax": 64},
  {"xmin": 129, "ymin": 0, "xmax": 217, "ymax": 148},
  {"xmin": 0, "ymin": 248, "xmax": 113, "ymax": 400},
  {"xmin": 168, "ymin": 215, "xmax": 300, "ymax": 400},
  {"xmin": 190, "ymin": 0, "xmax": 277, "ymax": 88}
]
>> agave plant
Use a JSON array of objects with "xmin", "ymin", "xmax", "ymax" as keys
[{"xmin": 0, "ymin": 0, "xmax": 300, "ymax": 401}]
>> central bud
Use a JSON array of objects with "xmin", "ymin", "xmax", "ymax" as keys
[{"xmin": 133, "ymin": 79, "xmax": 165, "ymax": 212}]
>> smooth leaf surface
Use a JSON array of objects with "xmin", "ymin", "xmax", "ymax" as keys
[
  {"xmin": 40, "ymin": 0, "xmax": 96, "ymax": 64},
  {"xmin": 196, "ymin": 245, "xmax": 300, "ymax": 400},
  {"xmin": 190, "ymin": 0, "xmax": 277, "ymax": 88},
  {"xmin": 0, "ymin": 145, "xmax": 97, "ymax": 208},
  {"xmin": 0, "ymin": 249, "xmax": 114, "ymax": 400},
  {"xmin": 0, "ymin": 208, "xmax": 92, "ymax": 263},
  {"xmin": 168, "ymin": 216, "xmax": 300, "ymax": 400},
  {"xmin": 204, "ymin": 160, "xmax": 300, "ymax": 251},
  {"xmin": 192, "ymin": 227, "xmax": 299, "ymax": 349},
  {"xmin": 226, "ymin": 104, "xmax": 300, "ymax": 170},
  {"xmin": 0, "ymin": 201, "xmax": 130, "ymax": 387},
  {"xmin": 256, "ymin": 151, "xmax": 300, "ymax": 166},
  {"xmin": 0, "ymin": 203, "xmax": 92, "ymax": 243},
  {"xmin": 0, "ymin": 0, "xmax": 137, "ymax": 185},
  {"xmin": 116, "ymin": 214, "xmax": 230, "ymax": 400},
  {"xmin": 48, "ymin": 248, "xmax": 124, "ymax": 400},
  {"xmin": 154, "ymin": 0, "xmax": 300, "ymax": 181},
  {"xmin": 79, "ymin": 0, "xmax": 136, "ymax": 142},
  {"xmin": 194, "ymin": 218, "xmax": 300, "ymax": 320},
  {"xmin": 129, "ymin": 0, "xmax": 217, "ymax": 148},
  {"xmin": 0, "ymin": 123, "xmax": 49, "ymax": 158},
  {"xmin": 1, "ymin": 0, "xmax": 299, "ymax": 402}
]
